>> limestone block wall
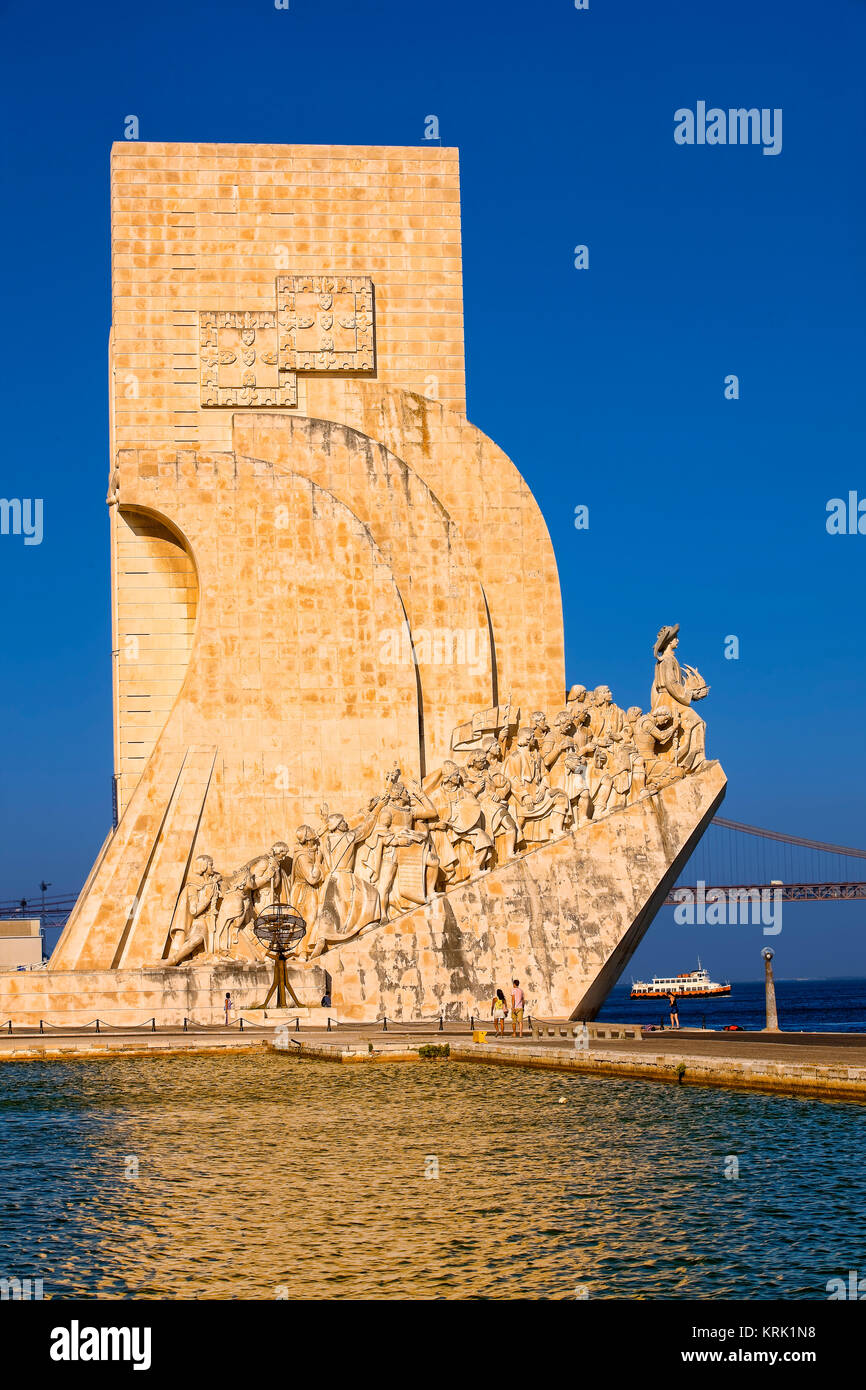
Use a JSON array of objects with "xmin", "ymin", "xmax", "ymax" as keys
[
  {"xmin": 114, "ymin": 447, "xmax": 423, "ymax": 856},
  {"xmin": 236, "ymin": 386, "xmax": 566, "ymax": 719},
  {"xmin": 0, "ymin": 961, "xmax": 272, "ymax": 1029},
  {"xmin": 107, "ymin": 142, "xmax": 565, "ymax": 807},
  {"xmin": 109, "ymin": 141, "xmax": 465, "ymax": 462},
  {"xmin": 229, "ymin": 412, "xmax": 496, "ymax": 770}
]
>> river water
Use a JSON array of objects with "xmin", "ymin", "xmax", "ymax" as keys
[
  {"xmin": 1, "ymin": 1054, "xmax": 863, "ymax": 1300},
  {"xmin": 597, "ymin": 977, "xmax": 866, "ymax": 1032}
]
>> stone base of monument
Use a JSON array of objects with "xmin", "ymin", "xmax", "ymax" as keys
[
  {"xmin": 288, "ymin": 761, "xmax": 726, "ymax": 1024},
  {"xmin": 0, "ymin": 961, "xmax": 268, "ymax": 1030},
  {"xmin": 0, "ymin": 765, "xmax": 723, "ymax": 1031},
  {"xmin": 0, "ymin": 959, "xmax": 333, "ymax": 1030},
  {"xmin": 240, "ymin": 1007, "xmax": 332, "ymax": 1027}
]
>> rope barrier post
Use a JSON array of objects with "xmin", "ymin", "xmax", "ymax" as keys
[
  {"xmin": 152, "ymin": 1018, "xmax": 156, "ymax": 1033},
  {"xmin": 327, "ymin": 1016, "xmax": 331, "ymax": 1032},
  {"xmin": 439, "ymin": 1015, "xmax": 443, "ymax": 1032},
  {"xmin": 383, "ymin": 1017, "xmax": 387, "ymax": 1032},
  {"xmin": 295, "ymin": 1017, "xmax": 299, "ymax": 1032},
  {"xmin": 95, "ymin": 1019, "xmax": 100, "ymax": 1034},
  {"xmin": 239, "ymin": 1017, "xmax": 244, "ymax": 1032},
  {"xmin": 39, "ymin": 1020, "xmax": 43, "ymax": 1035},
  {"xmin": 183, "ymin": 1017, "xmax": 188, "ymax": 1033}
]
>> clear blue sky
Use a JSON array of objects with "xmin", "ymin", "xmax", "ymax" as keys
[{"xmin": 0, "ymin": 0, "xmax": 864, "ymax": 979}]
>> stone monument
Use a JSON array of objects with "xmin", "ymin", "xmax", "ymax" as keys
[{"xmin": 0, "ymin": 143, "xmax": 725, "ymax": 1026}]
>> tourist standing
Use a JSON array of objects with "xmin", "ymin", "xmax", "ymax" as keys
[
  {"xmin": 224, "ymin": 992, "xmax": 234, "ymax": 1027},
  {"xmin": 491, "ymin": 987, "xmax": 508, "ymax": 1036},
  {"xmin": 668, "ymin": 991, "xmax": 679, "ymax": 1030},
  {"xmin": 511, "ymin": 979, "xmax": 525, "ymax": 1037}
]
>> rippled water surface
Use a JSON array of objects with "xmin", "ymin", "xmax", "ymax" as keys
[
  {"xmin": 1, "ymin": 1055, "xmax": 864, "ymax": 1300},
  {"xmin": 599, "ymin": 977, "xmax": 866, "ymax": 1032}
]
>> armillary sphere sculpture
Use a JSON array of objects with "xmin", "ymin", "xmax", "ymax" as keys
[{"xmin": 253, "ymin": 904, "xmax": 307, "ymax": 1010}]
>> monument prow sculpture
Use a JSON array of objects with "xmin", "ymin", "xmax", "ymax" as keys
[{"xmin": 0, "ymin": 142, "xmax": 725, "ymax": 1026}]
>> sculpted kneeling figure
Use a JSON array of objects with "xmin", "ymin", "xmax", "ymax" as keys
[{"xmin": 504, "ymin": 726, "xmax": 570, "ymax": 844}]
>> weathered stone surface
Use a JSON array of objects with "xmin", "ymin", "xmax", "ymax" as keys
[
  {"xmin": 233, "ymin": 387, "xmax": 566, "ymax": 719},
  {"xmin": 0, "ymin": 961, "xmax": 272, "ymax": 1029},
  {"xmin": 0, "ymin": 143, "xmax": 728, "ymax": 1032},
  {"xmin": 299, "ymin": 761, "xmax": 726, "ymax": 1021}
]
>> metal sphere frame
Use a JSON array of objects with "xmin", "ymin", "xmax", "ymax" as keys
[{"xmin": 253, "ymin": 904, "xmax": 307, "ymax": 1011}]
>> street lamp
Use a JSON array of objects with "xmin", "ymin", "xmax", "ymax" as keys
[{"xmin": 761, "ymin": 947, "xmax": 780, "ymax": 1032}]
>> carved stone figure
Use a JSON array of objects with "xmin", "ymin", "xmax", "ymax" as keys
[
  {"xmin": 480, "ymin": 775, "xmax": 518, "ymax": 864},
  {"xmin": 212, "ymin": 863, "xmax": 255, "ymax": 958},
  {"xmin": 214, "ymin": 841, "xmax": 291, "ymax": 959},
  {"xmin": 587, "ymin": 747, "xmax": 616, "ymax": 817},
  {"xmin": 425, "ymin": 760, "xmax": 492, "ymax": 881},
  {"xmin": 163, "ymin": 854, "xmax": 222, "ymax": 966},
  {"xmin": 475, "ymin": 737, "xmax": 519, "ymax": 863},
  {"xmin": 301, "ymin": 806, "xmax": 382, "ymax": 957},
  {"xmin": 570, "ymin": 704, "xmax": 596, "ymax": 759},
  {"xmin": 540, "ymin": 710, "xmax": 578, "ymax": 793},
  {"xmin": 374, "ymin": 778, "xmax": 441, "ymax": 917},
  {"xmin": 588, "ymin": 685, "xmax": 626, "ymax": 743},
  {"xmin": 253, "ymin": 841, "xmax": 292, "ymax": 906},
  {"xmin": 289, "ymin": 825, "xmax": 325, "ymax": 955},
  {"xmin": 353, "ymin": 793, "xmax": 391, "ymax": 883},
  {"xmin": 651, "ymin": 625, "xmax": 709, "ymax": 770},
  {"xmin": 461, "ymin": 750, "xmax": 488, "ymax": 800},
  {"xmin": 157, "ymin": 624, "xmax": 714, "ymax": 964},
  {"xmin": 504, "ymin": 727, "xmax": 569, "ymax": 843},
  {"xmin": 634, "ymin": 706, "xmax": 678, "ymax": 761},
  {"xmin": 562, "ymin": 751, "xmax": 592, "ymax": 826},
  {"xmin": 628, "ymin": 754, "xmax": 647, "ymax": 803},
  {"xmin": 632, "ymin": 706, "xmax": 688, "ymax": 790},
  {"xmin": 604, "ymin": 734, "xmax": 638, "ymax": 811},
  {"xmin": 529, "ymin": 710, "xmax": 550, "ymax": 747}
]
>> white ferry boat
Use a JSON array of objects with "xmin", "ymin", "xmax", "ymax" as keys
[{"xmin": 630, "ymin": 962, "xmax": 731, "ymax": 1000}]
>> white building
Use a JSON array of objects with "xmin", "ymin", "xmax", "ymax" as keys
[{"xmin": 0, "ymin": 920, "xmax": 45, "ymax": 970}]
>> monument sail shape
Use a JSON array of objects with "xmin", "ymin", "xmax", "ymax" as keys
[{"xmin": 0, "ymin": 143, "xmax": 724, "ymax": 1026}]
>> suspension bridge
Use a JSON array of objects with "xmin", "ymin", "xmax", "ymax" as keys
[
  {"xmin": 666, "ymin": 817, "xmax": 866, "ymax": 904},
  {"xmin": 2, "ymin": 816, "xmax": 865, "ymax": 937}
]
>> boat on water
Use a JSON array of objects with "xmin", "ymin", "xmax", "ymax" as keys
[{"xmin": 630, "ymin": 961, "xmax": 731, "ymax": 1000}]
